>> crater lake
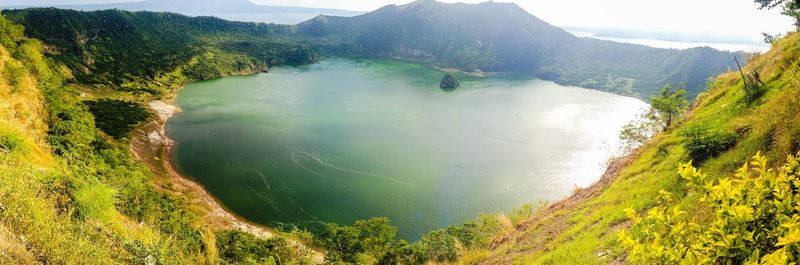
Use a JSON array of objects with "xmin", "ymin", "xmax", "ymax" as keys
[{"xmin": 167, "ymin": 58, "xmax": 648, "ymax": 239}]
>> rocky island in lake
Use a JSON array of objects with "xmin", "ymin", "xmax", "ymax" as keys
[{"xmin": 440, "ymin": 74, "xmax": 460, "ymax": 90}]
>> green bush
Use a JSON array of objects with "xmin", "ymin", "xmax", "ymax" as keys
[
  {"xmin": 318, "ymin": 214, "xmax": 504, "ymax": 264},
  {"xmin": 216, "ymin": 230, "xmax": 297, "ymax": 265},
  {"xmin": 412, "ymin": 229, "xmax": 458, "ymax": 262},
  {"xmin": 0, "ymin": 134, "xmax": 23, "ymax": 153},
  {"xmin": 743, "ymin": 74, "xmax": 766, "ymax": 103},
  {"xmin": 620, "ymin": 152, "xmax": 800, "ymax": 264},
  {"xmin": 3, "ymin": 61, "xmax": 26, "ymax": 92},
  {"xmin": 73, "ymin": 183, "xmax": 118, "ymax": 220},
  {"xmin": 320, "ymin": 217, "xmax": 398, "ymax": 263},
  {"xmin": 682, "ymin": 125, "xmax": 737, "ymax": 163},
  {"xmin": 85, "ymin": 99, "xmax": 151, "ymax": 140}
]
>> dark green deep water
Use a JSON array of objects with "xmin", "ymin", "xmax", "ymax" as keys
[{"xmin": 168, "ymin": 58, "xmax": 647, "ymax": 239}]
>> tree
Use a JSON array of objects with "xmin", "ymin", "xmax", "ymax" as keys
[
  {"xmin": 617, "ymin": 86, "xmax": 687, "ymax": 153},
  {"xmin": 618, "ymin": 109, "xmax": 661, "ymax": 153},
  {"xmin": 320, "ymin": 217, "xmax": 399, "ymax": 263},
  {"xmin": 755, "ymin": 0, "xmax": 800, "ymax": 27},
  {"xmin": 650, "ymin": 85, "xmax": 688, "ymax": 131}
]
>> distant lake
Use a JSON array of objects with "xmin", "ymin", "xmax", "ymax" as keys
[
  {"xmin": 167, "ymin": 58, "xmax": 647, "ymax": 239},
  {"xmin": 568, "ymin": 31, "xmax": 770, "ymax": 53}
]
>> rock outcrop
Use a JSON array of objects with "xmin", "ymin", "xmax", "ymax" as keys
[{"xmin": 440, "ymin": 74, "xmax": 460, "ymax": 90}]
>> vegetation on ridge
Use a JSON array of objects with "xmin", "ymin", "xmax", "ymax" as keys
[
  {"xmin": 85, "ymin": 99, "xmax": 151, "ymax": 139},
  {"xmin": 1, "ymin": 0, "xmax": 799, "ymax": 264},
  {"xmin": 5, "ymin": 3, "xmax": 738, "ymax": 100},
  {"xmin": 621, "ymin": 153, "xmax": 800, "ymax": 263},
  {"xmin": 3, "ymin": 8, "xmax": 316, "ymax": 95},
  {"xmin": 466, "ymin": 19, "xmax": 800, "ymax": 265},
  {"xmin": 298, "ymin": 0, "xmax": 738, "ymax": 98},
  {"xmin": 0, "ymin": 13, "xmax": 319, "ymax": 264},
  {"xmin": 0, "ymin": 10, "xmax": 532, "ymax": 265}
]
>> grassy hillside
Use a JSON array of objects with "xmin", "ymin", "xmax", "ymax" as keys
[
  {"xmin": 0, "ymin": 13, "xmax": 320, "ymax": 264},
  {"xmin": 0, "ymin": 11, "xmax": 519, "ymax": 264},
  {"xmin": 2, "ymin": 4, "xmax": 799, "ymax": 264},
  {"xmin": 466, "ymin": 31, "xmax": 800, "ymax": 264}
]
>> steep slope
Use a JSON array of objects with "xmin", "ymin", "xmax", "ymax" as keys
[
  {"xmin": 0, "ymin": 9, "xmax": 517, "ymax": 264},
  {"xmin": 4, "ymin": 8, "xmax": 316, "ymax": 93},
  {"xmin": 300, "ymin": 0, "xmax": 573, "ymax": 73},
  {"xmin": 0, "ymin": 14, "xmax": 171, "ymax": 264},
  {"xmin": 8, "ymin": 2, "xmax": 739, "ymax": 99},
  {"xmin": 467, "ymin": 31, "xmax": 800, "ymax": 264},
  {"xmin": 3, "ymin": 3, "xmax": 795, "ymax": 264},
  {"xmin": 0, "ymin": 13, "xmax": 319, "ymax": 264},
  {"xmin": 298, "ymin": 0, "xmax": 738, "ymax": 98}
]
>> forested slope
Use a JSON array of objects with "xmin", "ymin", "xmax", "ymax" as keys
[
  {"xmin": 6, "ymin": 2, "xmax": 739, "ymax": 99},
  {"xmin": 4, "ymin": 8, "xmax": 316, "ymax": 94},
  {"xmin": 298, "ymin": 0, "xmax": 738, "ymax": 98}
]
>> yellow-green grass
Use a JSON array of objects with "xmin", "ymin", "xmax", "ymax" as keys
[
  {"xmin": 0, "ymin": 16, "xmax": 212, "ymax": 263},
  {"xmin": 470, "ymin": 32, "xmax": 800, "ymax": 264}
]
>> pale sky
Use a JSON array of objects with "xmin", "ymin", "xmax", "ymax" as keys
[
  {"xmin": 3, "ymin": 0, "xmax": 795, "ymax": 38},
  {"xmin": 252, "ymin": 0, "xmax": 795, "ymax": 38}
]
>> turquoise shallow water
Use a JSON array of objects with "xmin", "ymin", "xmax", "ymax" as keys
[{"xmin": 167, "ymin": 58, "xmax": 648, "ymax": 239}]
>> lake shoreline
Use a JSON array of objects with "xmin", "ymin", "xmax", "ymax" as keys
[
  {"xmin": 165, "ymin": 58, "xmax": 648, "ymax": 239},
  {"xmin": 129, "ymin": 71, "xmax": 326, "ymax": 262}
]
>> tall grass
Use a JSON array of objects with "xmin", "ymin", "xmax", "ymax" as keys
[{"xmin": 471, "ymin": 32, "xmax": 800, "ymax": 264}]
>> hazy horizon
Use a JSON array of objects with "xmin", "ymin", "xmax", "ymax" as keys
[{"xmin": 2, "ymin": 0, "xmax": 795, "ymax": 42}]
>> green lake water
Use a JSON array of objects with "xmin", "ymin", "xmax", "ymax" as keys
[{"xmin": 168, "ymin": 58, "xmax": 648, "ymax": 239}]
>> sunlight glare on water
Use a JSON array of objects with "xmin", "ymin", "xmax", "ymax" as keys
[{"xmin": 168, "ymin": 58, "xmax": 648, "ymax": 239}]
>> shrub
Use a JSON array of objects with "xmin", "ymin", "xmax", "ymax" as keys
[
  {"xmin": 216, "ymin": 230, "xmax": 294, "ymax": 265},
  {"xmin": 320, "ymin": 217, "xmax": 398, "ymax": 263},
  {"xmin": 0, "ymin": 134, "xmax": 23, "ymax": 153},
  {"xmin": 620, "ymin": 152, "xmax": 800, "ymax": 264},
  {"xmin": 744, "ymin": 71, "xmax": 766, "ymax": 103},
  {"xmin": 73, "ymin": 183, "xmax": 118, "ymax": 220},
  {"xmin": 682, "ymin": 125, "xmax": 737, "ymax": 163},
  {"xmin": 650, "ymin": 85, "xmax": 688, "ymax": 131},
  {"xmin": 3, "ymin": 60, "xmax": 27, "ymax": 92},
  {"xmin": 320, "ymin": 214, "xmax": 506, "ymax": 264},
  {"xmin": 412, "ymin": 229, "xmax": 459, "ymax": 262},
  {"xmin": 85, "ymin": 99, "xmax": 151, "ymax": 140}
]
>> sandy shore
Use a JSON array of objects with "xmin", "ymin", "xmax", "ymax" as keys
[
  {"xmin": 433, "ymin": 65, "xmax": 489, "ymax": 78},
  {"xmin": 130, "ymin": 95, "xmax": 325, "ymax": 262}
]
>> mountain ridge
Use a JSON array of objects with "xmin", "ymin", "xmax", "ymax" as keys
[
  {"xmin": 1, "ymin": 1, "xmax": 799, "ymax": 264},
  {"xmin": 298, "ymin": 0, "xmax": 738, "ymax": 98},
  {"xmin": 1, "ymin": 0, "xmax": 361, "ymax": 16}
]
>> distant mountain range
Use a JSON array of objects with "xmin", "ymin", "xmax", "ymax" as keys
[
  {"xmin": 299, "ymin": 0, "xmax": 738, "ymax": 97},
  {"xmin": 2, "ymin": 0, "xmax": 361, "ymax": 17},
  {"xmin": 3, "ymin": 0, "xmax": 739, "ymax": 98}
]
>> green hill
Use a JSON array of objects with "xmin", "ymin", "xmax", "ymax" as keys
[
  {"xmin": 6, "ymin": 2, "xmax": 739, "ymax": 99},
  {"xmin": 298, "ymin": 0, "xmax": 738, "ymax": 98},
  {"xmin": 1, "ymin": 1, "xmax": 799, "ymax": 264},
  {"xmin": 0, "ymin": 12, "xmax": 319, "ymax": 264},
  {"xmin": 3, "ymin": 8, "xmax": 315, "ymax": 94}
]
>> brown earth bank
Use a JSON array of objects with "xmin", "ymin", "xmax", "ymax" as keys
[
  {"xmin": 0, "ymin": 225, "xmax": 37, "ymax": 264},
  {"xmin": 480, "ymin": 149, "xmax": 642, "ymax": 264}
]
